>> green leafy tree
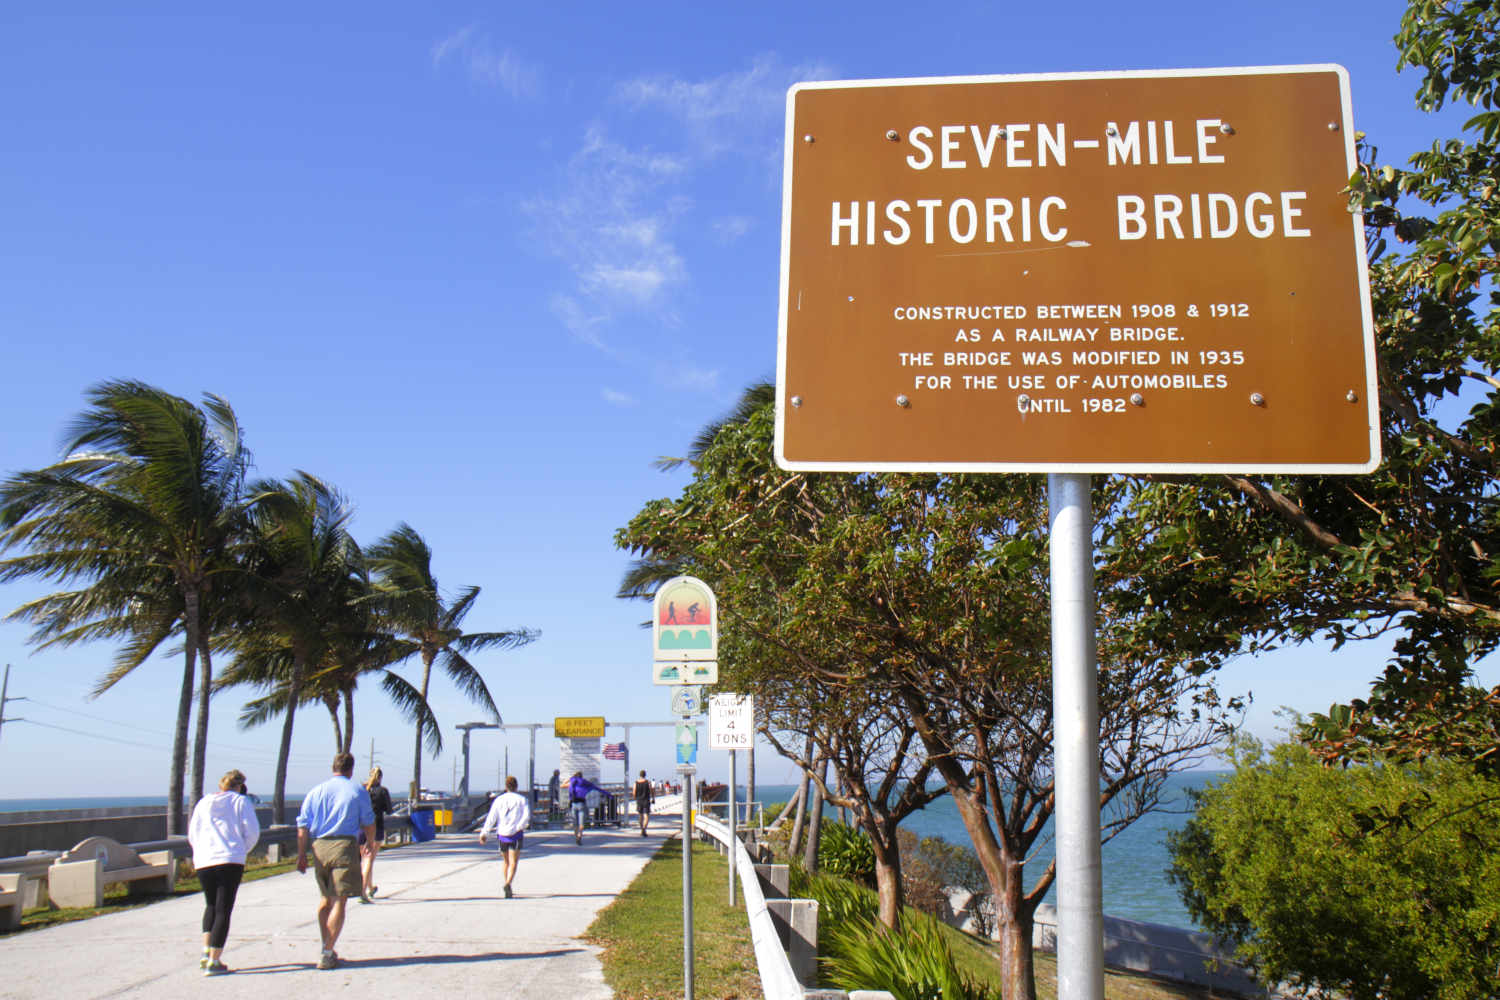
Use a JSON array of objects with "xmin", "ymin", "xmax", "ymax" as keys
[
  {"xmin": 618, "ymin": 394, "xmax": 1226, "ymax": 1000},
  {"xmin": 1168, "ymin": 737, "xmax": 1500, "ymax": 999},
  {"xmin": 366, "ymin": 523, "xmax": 537, "ymax": 801},
  {"xmin": 0, "ymin": 381, "xmax": 255, "ymax": 833},
  {"xmin": 1105, "ymin": 0, "xmax": 1500, "ymax": 772}
]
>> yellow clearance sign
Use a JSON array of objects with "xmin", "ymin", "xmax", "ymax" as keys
[
  {"xmin": 554, "ymin": 716, "xmax": 605, "ymax": 739},
  {"xmin": 774, "ymin": 66, "xmax": 1379, "ymax": 474}
]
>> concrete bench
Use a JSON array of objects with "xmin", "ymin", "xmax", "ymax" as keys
[
  {"xmin": 0, "ymin": 873, "xmax": 22, "ymax": 930},
  {"xmin": 48, "ymin": 836, "xmax": 175, "ymax": 909}
]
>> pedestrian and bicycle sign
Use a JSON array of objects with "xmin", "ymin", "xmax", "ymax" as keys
[{"xmin": 652, "ymin": 576, "xmax": 719, "ymax": 685}]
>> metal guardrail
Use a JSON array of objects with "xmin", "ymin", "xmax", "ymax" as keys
[{"xmin": 692, "ymin": 812, "xmax": 807, "ymax": 1000}]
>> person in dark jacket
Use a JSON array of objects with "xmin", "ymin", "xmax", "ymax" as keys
[
  {"xmin": 632, "ymin": 770, "xmax": 655, "ymax": 837},
  {"xmin": 360, "ymin": 767, "xmax": 393, "ymax": 902},
  {"xmin": 567, "ymin": 771, "xmax": 604, "ymax": 845}
]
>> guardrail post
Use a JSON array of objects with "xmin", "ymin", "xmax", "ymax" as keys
[
  {"xmin": 765, "ymin": 898, "xmax": 818, "ymax": 986},
  {"xmin": 753, "ymin": 862, "xmax": 789, "ymax": 899}
]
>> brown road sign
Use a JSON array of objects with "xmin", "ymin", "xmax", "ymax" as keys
[{"xmin": 774, "ymin": 66, "xmax": 1379, "ymax": 474}]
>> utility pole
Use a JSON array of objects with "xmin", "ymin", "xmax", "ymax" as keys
[{"xmin": 0, "ymin": 665, "xmax": 25, "ymax": 744}]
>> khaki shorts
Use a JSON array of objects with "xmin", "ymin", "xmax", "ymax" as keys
[{"xmin": 312, "ymin": 837, "xmax": 362, "ymax": 899}]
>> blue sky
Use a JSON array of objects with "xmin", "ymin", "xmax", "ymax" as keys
[{"xmin": 0, "ymin": 2, "xmax": 1489, "ymax": 800}]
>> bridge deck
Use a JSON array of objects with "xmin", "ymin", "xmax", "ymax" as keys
[{"xmin": 0, "ymin": 796, "xmax": 685, "ymax": 999}]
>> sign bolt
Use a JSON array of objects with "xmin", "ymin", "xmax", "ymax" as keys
[
  {"xmin": 1130, "ymin": 393, "xmax": 1145, "ymax": 407},
  {"xmin": 1346, "ymin": 390, "xmax": 1359, "ymax": 403},
  {"xmin": 802, "ymin": 134, "xmax": 815, "ymax": 143},
  {"xmin": 1017, "ymin": 394, "xmax": 1031, "ymax": 411},
  {"xmin": 1219, "ymin": 122, "xmax": 1236, "ymax": 135},
  {"xmin": 886, "ymin": 129, "xmax": 900, "ymax": 141},
  {"xmin": 1250, "ymin": 392, "xmax": 1267, "ymax": 407},
  {"xmin": 790, "ymin": 395, "xmax": 803, "ymax": 408},
  {"xmin": 896, "ymin": 394, "xmax": 911, "ymax": 408},
  {"xmin": 1328, "ymin": 122, "xmax": 1339, "ymax": 131}
]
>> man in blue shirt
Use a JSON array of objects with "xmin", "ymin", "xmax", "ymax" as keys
[{"xmin": 296, "ymin": 752, "xmax": 376, "ymax": 971}]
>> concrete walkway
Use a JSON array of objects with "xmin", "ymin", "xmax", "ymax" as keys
[{"xmin": 0, "ymin": 799, "xmax": 685, "ymax": 1000}]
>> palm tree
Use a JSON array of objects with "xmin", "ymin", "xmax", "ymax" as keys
[
  {"xmin": 0, "ymin": 381, "xmax": 254, "ymax": 834},
  {"xmin": 219, "ymin": 576, "xmax": 438, "ymax": 756},
  {"xmin": 235, "ymin": 472, "xmax": 362, "ymax": 823},
  {"xmin": 366, "ymin": 524, "xmax": 537, "ymax": 801}
]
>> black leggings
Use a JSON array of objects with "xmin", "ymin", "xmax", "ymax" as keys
[{"xmin": 197, "ymin": 863, "xmax": 245, "ymax": 949}]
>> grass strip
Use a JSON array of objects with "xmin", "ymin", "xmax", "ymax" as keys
[{"xmin": 585, "ymin": 837, "xmax": 761, "ymax": 1000}]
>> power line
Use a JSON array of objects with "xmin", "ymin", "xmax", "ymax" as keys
[
  {"xmin": 12, "ymin": 718, "xmax": 175, "ymax": 752},
  {"xmin": 19, "ymin": 695, "xmax": 328, "ymax": 764}
]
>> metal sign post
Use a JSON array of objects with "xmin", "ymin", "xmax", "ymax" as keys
[
  {"xmin": 709, "ymin": 694, "xmax": 753, "ymax": 907},
  {"xmin": 678, "ymin": 763, "xmax": 696, "ymax": 1000},
  {"xmin": 728, "ymin": 749, "xmax": 737, "ymax": 906},
  {"xmin": 1049, "ymin": 474, "xmax": 1104, "ymax": 998}
]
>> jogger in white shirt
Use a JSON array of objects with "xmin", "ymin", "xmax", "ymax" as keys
[{"xmin": 478, "ymin": 775, "xmax": 532, "ymax": 898}]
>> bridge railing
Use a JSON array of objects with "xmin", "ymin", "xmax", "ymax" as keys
[{"xmin": 691, "ymin": 812, "xmax": 894, "ymax": 1000}]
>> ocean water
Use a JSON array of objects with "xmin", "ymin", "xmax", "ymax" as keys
[
  {"xmin": 746, "ymin": 771, "xmax": 1220, "ymax": 930},
  {"xmin": 0, "ymin": 796, "xmax": 169, "ymax": 813}
]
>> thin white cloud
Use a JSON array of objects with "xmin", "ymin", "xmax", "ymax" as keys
[
  {"xmin": 523, "ymin": 56, "xmax": 827, "ymax": 385},
  {"xmin": 615, "ymin": 55, "xmax": 836, "ymax": 160},
  {"xmin": 432, "ymin": 25, "xmax": 539, "ymax": 99},
  {"xmin": 550, "ymin": 295, "xmax": 613, "ymax": 355},
  {"xmin": 524, "ymin": 126, "xmax": 688, "ymax": 318},
  {"xmin": 712, "ymin": 216, "xmax": 754, "ymax": 243},
  {"xmin": 601, "ymin": 388, "xmax": 636, "ymax": 406},
  {"xmin": 669, "ymin": 365, "xmax": 721, "ymax": 393}
]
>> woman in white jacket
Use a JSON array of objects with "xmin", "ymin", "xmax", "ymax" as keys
[{"xmin": 187, "ymin": 769, "xmax": 261, "ymax": 976}]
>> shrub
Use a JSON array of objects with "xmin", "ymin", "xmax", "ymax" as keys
[
  {"xmin": 1169, "ymin": 738, "xmax": 1500, "ymax": 1000},
  {"xmin": 818, "ymin": 821, "xmax": 877, "ymax": 885},
  {"xmin": 899, "ymin": 829, "xmax": 995, "ymax": 938},
  {"xmin": 797, "ymin": 869, "xmax": 998, "ymax": 1000}
]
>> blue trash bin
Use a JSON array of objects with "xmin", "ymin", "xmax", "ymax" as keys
[{"xmin": 409, "ymin": 808, "xmax": 435, "ymax": 842}]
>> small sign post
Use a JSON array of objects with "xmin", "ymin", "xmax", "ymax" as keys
[
  {"xmin": 654, "ymin": 577, "xmax": 718, "ymax": 1000},
  {"xmin": 678, "ymin": 762, "xmax": 696, "ymax": 1000},
  {"xmin": 709, "ymin": 694, "xmax": 754, "ymax": 906}
]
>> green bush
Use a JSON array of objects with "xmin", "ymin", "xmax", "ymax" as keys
[
  {"xmin": 1168, "ymin": 737, "xmax": 1500, "ymax": 1000},
  {"xmin": 817, "ymin": 821, "xmax": 877, "ymax": 884}
]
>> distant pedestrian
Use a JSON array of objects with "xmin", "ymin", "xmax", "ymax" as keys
[
  {"xmin": 296, "ymin": 752, "xmax": 376, "ymax": 971},
  {"xmin": 478, "ymin": 776, "xmax": 532, "ymax": 897},
  {"xmin": 633, "ymin": 769, "xmax": 654, "ymax": 837},
  {"xmin": 187, "ymin": 769, "xmax": 261, "ymax": 976},
  {"xmin": 567, "ymin": 771, "xmax": 604, "ymax": 845},
  {"xmin": 360, "ymin": 767, "xmax": 393, "ymax": 902},
  {"xmin": 547, "ymin": 769, "xmax": 561, "ymax": 820}
]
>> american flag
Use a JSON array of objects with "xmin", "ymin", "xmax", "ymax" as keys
[{"xmin": 603, "ymin": 742, "xmax": 627, "ymax": 761}]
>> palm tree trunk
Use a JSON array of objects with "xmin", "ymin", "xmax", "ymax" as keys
[
  {"xmin": 342, "ymin": 688, "xmax": 355, "ymax": 756},
  {"xmin": 410, "ymin": 651, "xmax": 435, "ymax": 803},
  {"xmin": 326, "ymin": 697, "xmax": 343, "ymax": 753},
  {"xmin": 168, "ymin": 641, "xmax": 197, "ymax": 836},
  {"xmin": 272, "ymin": 651, "xmax": 306, "ymax": 825},
  {"xmin": 190, "ymin": 634, "xmax": 213, "ymax": 812}
]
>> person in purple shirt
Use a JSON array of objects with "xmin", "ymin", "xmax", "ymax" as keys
[
  {"xmin": 567, "ymin": 771, "xmax": 605, "ymax": 845},
  {"xmin": 296, "ymin": 752, "xmax": 375, "ymax": 971}
]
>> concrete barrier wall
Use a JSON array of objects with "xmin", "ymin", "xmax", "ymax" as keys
[
  {"xmin": 1031, "ymin": 902, "xmax": 1271, "ymax": 996},
  {"xmin": 0, "ymin": 804, "xmax": 302, "ymax": 858}
]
